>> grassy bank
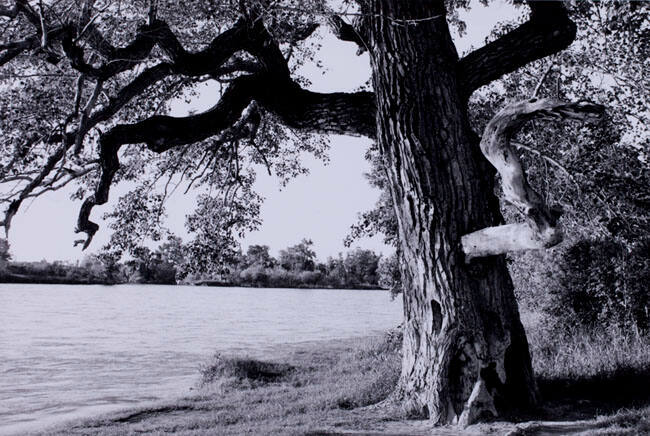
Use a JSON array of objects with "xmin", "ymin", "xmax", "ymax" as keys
[{"xmin": 31, "ymin": 315, "xmax": 650, "ymax": 435}]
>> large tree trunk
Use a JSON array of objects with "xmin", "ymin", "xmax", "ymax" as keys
[{"xmin": 368, "ymin": 0, "xmax": 537, "ymax": 425}]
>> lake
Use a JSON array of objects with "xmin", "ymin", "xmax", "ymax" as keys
[{"xmin": 0, "ymin": 284, "xmax": 403, "ymax": 435}]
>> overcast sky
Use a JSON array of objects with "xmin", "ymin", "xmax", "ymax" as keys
[{"xmin": 5, "ymin": 1, "xmax": 519, "ymax": 262}]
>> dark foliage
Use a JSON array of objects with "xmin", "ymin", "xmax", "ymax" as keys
[{"xmin": 546, "ymin": 238, "xmax": 649, "ymax": 334}]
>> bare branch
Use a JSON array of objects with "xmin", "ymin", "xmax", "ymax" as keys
[
  {"xmin": 531, "ymin": 61, "xmax": 555, "ymax": 98},
  {"xmin": 511, "ymin": 140, "xmax": 577, "ymax": 188},
  {"xmin": 147, "ymin": 0, "xmax": 157, "ymax": 25},
  {"xmin": 73, "ymin": 78, "xmax": 103, "ymax": 154},
  {"xmin": 37, "ymin": 0, "xmax": 47, "ymax": 49},
  {"xmin": 461, "ymin": 98, "xmax": 605, "ymax": 261}
]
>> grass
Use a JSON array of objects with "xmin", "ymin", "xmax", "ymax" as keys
[
  {"xmin": 528, "ymin": 320, "xmax": 650, "ymax": 379},
  {"xmin": 30, "ymin": 315, "xmax": 650, "ymax": 435},
  {"xmin": 33, "ymin": 333, "xmax": 404, "ymax": 435}
]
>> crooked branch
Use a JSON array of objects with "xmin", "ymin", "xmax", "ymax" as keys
[
  {"xmin": 74, "ymin": 74, "xmax": 376, "ymax": 248},
  {"xmin": 461, "ymin": 98, "xmax": 604, "ymax": 261}
]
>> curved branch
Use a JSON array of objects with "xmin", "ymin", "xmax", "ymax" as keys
[
  {"xmin": 75, "ymin": 74, "xmax": 376, "ymax": 247},
  {"xmin": 61, "ymin": 20, "xmax": 163, "ymax": 79},
  {"xmin": 461, "ymin": 98, "xmax": 605, "ymax": 261},
  {"xmin": 457, "ymin": 2, "xmax": 576, "ymax": 99},
  {"xmin": 1, "ymin": 143, "xmax": 67, "ymax": 235},
  {"xmin": 328, "ymin": 15, "xmax": 368, "ymax": 54},
  {"xmin": 2, "ymin": 18, "xmax": 267, "ymax": 231}
]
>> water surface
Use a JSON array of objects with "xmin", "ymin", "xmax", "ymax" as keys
[{"xmin": 0, "ymin": 284, "xmax": 402, "ymax": 435}]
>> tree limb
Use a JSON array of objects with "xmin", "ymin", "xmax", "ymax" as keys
[
  {"xmin": 0, "ymin": 26, "xmax": 65, "ymax": 67},
  {"xmin": 328, "ymin": 15, "xmax": 368, "ymax": 54},
  {"xmin": 1, "ymin": 11, "xmax": 377, "ymax": 245},
  {"xmin": 74, "ymin": 73, "xmax": 376, "ymax": 247},
  {"xmin": 461, "ymin": 98, "xmax": 604, "ymax": 261},
  {"xmin": 457, "ymin": 1, "xmax": 576, "ymax": 99},
  {"xmin": 0, "ymin": 17, "xmax": 268, "ymax": 231},
  {"xmin": 73, "ymin": 78, "xmax": 103, "ymax": 155}
]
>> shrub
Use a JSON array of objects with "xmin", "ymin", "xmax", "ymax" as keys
[
  {"xmin": 297, "ymin": 270, "xmax": 322, "ymax": 286},
  {"xmin": 199, "ymin": 354, "xmax": 294, "ymax": 387},
  {"xmin": 239, "ymin": 264, "xmax": 269, "ymax": 287},
  {"xmin": 544, "ymin": 238, "xmax": 649, "ymax": 334}
]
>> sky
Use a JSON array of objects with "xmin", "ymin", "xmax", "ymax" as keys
[{"xmin": 5, "ymin": 1, "xmax": 519, "ymax": 262}]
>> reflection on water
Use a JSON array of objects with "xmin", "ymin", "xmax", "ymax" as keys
[{"xmin": 0, "ymin": 284, "xmax": 402, "ymax": 434}]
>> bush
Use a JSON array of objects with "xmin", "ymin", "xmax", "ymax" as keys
[
  {"xmin": 199, "ymin": 354, "xmax": 294, "ymax": 388},
  {"xmin": 543, "ymin": 238, "xmax": 649, "ymax": 334},
  {"xmin": 239, "ymin": 264, "xmax": 269, "ymax": 287},
  {"xmin": 297, "ymin": 270, "xmax": 322, "ymax": 286}
]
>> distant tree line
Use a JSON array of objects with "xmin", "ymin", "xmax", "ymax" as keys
[
  {"xmin": 0, "ymin": 237, "xmax": 399, "ymax": 290},
  {"xmin": 203, "ymin": 239, "xmax": 398, "ymax": 290}
]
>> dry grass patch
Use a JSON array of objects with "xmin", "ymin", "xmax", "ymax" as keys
[{"xmin": 30, "ymin": 320, "xmax": 650, "ymax": 435}]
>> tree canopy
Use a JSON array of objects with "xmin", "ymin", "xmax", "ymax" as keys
[
  {"xmin": 0, "ymin": 0, "xmax": 348, "ymax": 268},
  {"xmin": 0, "ymin": 0, "xmax": 602, "ymax": 266}
]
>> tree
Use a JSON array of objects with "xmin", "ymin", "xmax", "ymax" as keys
[
  {"xmin": 244, "ymin": 244, "xmax": 275, "ymax": 269},
  {"xmin": 0, "ymin": 238, "xmax": 11, "ymax": 273},
  {"xmin": 343, "ymin": 248, "xmax": 380, "ymax": 286},
  {"xmin": 0, "ymin": 0, "xmax": 623, "ymax": 425},
  {"xmin": 377, "ymin": 251, "xmax": 400, "ymax": 295},
  {"xmin": 325, "ymin": 254, "xmax": 347, "ymax": 287},
  {"xmin": 278, "ymin": 238, "xmax": 316, "ymax": 271},
  {"xmin": 80, "ymin": 253, "xmax": 108, "ymax": 281}
]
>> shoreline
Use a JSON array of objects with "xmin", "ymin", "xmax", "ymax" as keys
[
  {"xmin": 17, "ymin": 329, "xmax": 650, "ymax": 436},
  {"xmin": 12, "ymin": 334, "xmax": 393, "ymax": 436},
  {"xmin": 0, "ymin": 278, "xmax": 386, "ymax": 291}
]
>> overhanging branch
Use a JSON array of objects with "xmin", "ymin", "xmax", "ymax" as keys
[
  {"xmin": 74, "ymin": 74, "xmax": 376, "ymax": 247},
  {"xmin": 1, "ymin": 17, "xmax": 267, "ymax": 233},
  {"xmin": 1, "ymin": 9, "xmax": 377, "ymax": 246},
  {"xmin": 457, "ymin": 1, "xmax": 576, "ymax": 99},
  {"xmin": 328, "ymin": 15, "xmax": 368, "ymax": 54}
]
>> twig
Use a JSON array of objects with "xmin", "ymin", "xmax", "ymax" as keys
[
  {"xmin": 532, "ymin": 61, "xmax": 554, "ymax": 98},
  {"xmin": 511, "ymin": 140, "xmax": 580, "ymax": 190}
]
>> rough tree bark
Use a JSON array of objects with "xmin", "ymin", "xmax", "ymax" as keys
[
  {"xmin": 365, "ymin": 0, "xmax": 582, "ymax": 425},
  {"xmin": 0, "ymin": 0, "xmax": 597, "ymax": 427}
]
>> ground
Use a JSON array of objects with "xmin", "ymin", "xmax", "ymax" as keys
[{"xmin": 28, "ymin": 312, "xmax": 650, "ymax": 436}]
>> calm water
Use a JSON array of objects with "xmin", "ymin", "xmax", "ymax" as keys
[{"xmin": 0, "ymin": 284, "xmax": 402, "ymax": 435}]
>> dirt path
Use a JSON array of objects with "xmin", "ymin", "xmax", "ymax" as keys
[{"xmin": 310, "ymin": 412, "xmax": 649, "ymax": 435}]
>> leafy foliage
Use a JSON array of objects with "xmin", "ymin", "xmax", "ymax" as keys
[
  {"xmin": 545, "ymin": 238, "xmax": 650, "ymax": 334},
  {"xmin": 278, "ymin": 238, "xmax": 316, "ymax": 271},
  {"xmin": 345, "ymin": 149, "xmax": 399, "ymax": 248},
  {"xmin": 184, "ymin": 188, "xmax": 263, "ymax": 276},
  {"xmin": 0, "ymin": 0, "xmax": 332, "ymax": 269},
  {"xmin": 377, "ymin": 251, "xmax": 401, "ymax": 298}
]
